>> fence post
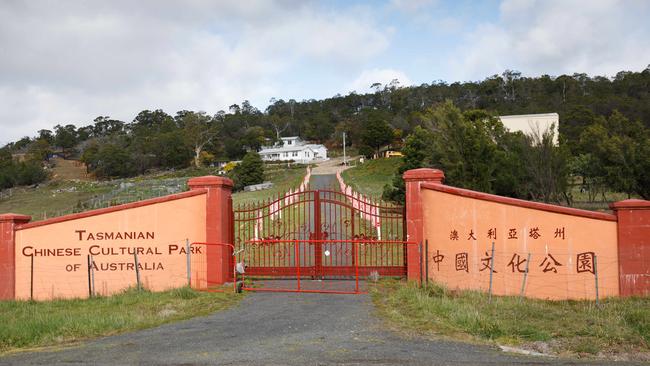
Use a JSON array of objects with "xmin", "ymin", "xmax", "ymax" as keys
[
  {"xmin": 296, "ymin": 241, "xmax": 301, "ymax": 291},
  {"xmin": 90, "ymin": 254, "xmax": 95, "ymax": 296},
  {"xmin": 519, "ymin": 253, "xmax": 531, "ymax": 302},
  {"xmin": 355, "ymin": 241, "xmax": 359, "ymax": 293},
  {"xmin": 488, "ymin": 241, "xmax": 495, "ymax": 303},
  {"xmin": 30, "ymin": 255, "xmax": 34, "ymax": 301},
  {"xmin": 594, "ymin": 254, "xmax": 599, "ymax": 306},
  {"xmin": 186, "ymin": 239, "xmax": 191, "ymax": 287},
  {"xmin": 134, "ymin": 252, "xmax": 141, "ymax": 291},
  {"xmin": 425, "ymin": 239, "xmax": 429, "ymax": 287},
  {"xmin": 418, "ymin": 241, "xmax": 423, "ymax": 287},
  {"xmin": 87, "ymin": 255, "xmax": 92, "ymax": 298}
]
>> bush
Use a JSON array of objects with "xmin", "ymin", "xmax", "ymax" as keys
[
  {"xmin": 94, "ymin": 144, "xmax": 136, "ymax": 178},
  {"xmin": 0, "ymin": 158, "xmax": 48, "ymax": 189},
  {"xmin": 358, "ymin": 145, "xmax": 374, "ymax": 158},
  {"xmin": 15, "ymin": 161, "xmax": 48, "ymax": 185},
  {"xmin": 230, "ymin": 151, "xmax": 264, "ymax": 191}
]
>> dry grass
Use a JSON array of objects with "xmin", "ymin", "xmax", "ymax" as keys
[{"xmin": 371, "ymin": 279, "xmax": 650, "ymax": 360}]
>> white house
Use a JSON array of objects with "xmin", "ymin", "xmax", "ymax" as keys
[
  {"xmin": 498, "ymin": 113, "xmax": 559, "ymax": 145},
  {"xmin": 259, "ymin": 137, "xmax": 328, "ymax": 164}
]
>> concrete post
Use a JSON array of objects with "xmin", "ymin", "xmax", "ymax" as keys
[
  {"xmin": 0, "ymin": 213, "xmax": 31, "ymax": 300},
  {"xmin": 610, "ymin": 199, "xmax": 650, "ymax": 297},
  {"xmin": 403, "ymin": 168, "xmax": 444, "ymax": 282},
  {"xmin": 188, "ymin": 176, "xmax": 234, "ymax": 285}
]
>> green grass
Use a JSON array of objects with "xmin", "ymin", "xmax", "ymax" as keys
[
  {"xmin": 567, "ymin": 183, "xmax": 633, "ymax": 211},
  {"xmin": 0, "ymin": 181, "xmax": 114, "ymax": 219},
  {"xmin": 372, "ymin": 280, "xmax": 650, "ymax": 359},
  {"xmin": 0, "ymin": 287, "xmax": 241, "ymax": 354},
  {"xmin": 341, "ymin": 157, "xmax": 402, "ymax": 198},
  {"xmin": 232, "ymin": 165, "xmax": 308, "ymax": 206}
]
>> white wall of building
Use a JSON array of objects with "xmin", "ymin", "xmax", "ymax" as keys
[
  {"xmin": 258, "ymin": 137, "xmax": 328, "ymax": 163},
  {"xmin": 499, "ymin": 113, "xmax": 559, "ymax": 145}
]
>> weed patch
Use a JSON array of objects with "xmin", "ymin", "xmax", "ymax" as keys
[
  {"xmin": 0, "ymin": 287, "xmax": 241, "ymax": 354},
  {"xmin": 371, "ymin": 279, "xmax": 650, "ymax": 360},
  {"xmin": 341, "ymin": 158, "xmax": 401, "ymax": 198}
]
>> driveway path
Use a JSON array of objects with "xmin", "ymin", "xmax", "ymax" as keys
[
  {"xmin": 1, "ymin": 291, "xmax": 628, "ymax": 365},
  {"xmin": 312, "ymin": 156, "xmax": 356, "ymax": 175}
]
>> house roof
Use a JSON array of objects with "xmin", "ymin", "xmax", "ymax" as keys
[
  {"xmin": 259, "ymin": 145, "xmax": 315, "ymax": 154},
  {"xmin": 498, "ymin": 113, "xmax": 559, "ymax": 120},
  {"xmin": 259, "ymin": 143, "xmax": 326, "ymax": 155}
]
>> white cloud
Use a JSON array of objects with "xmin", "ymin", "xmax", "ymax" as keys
[
  {"xmin": 390, "ymin": 0, "xmax": 437, "ymax": 13},
  {"xmin": 0, "ymin": 1, "xmax": 390, "ymax": 143},
  {"xmin": 448, "ymin": 0, "xmax": 650, "ymax": 81},
  {"xmin": 346, "ymin": 68, "xmax": 412, "ymax": 94},
  {"xmin": 1, "ymin": 0, "xmax": 647, "ymax": 144}
]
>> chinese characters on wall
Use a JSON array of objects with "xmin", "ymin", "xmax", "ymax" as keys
[{"xmin": 431, "ymin": 226, "xmax": 597, "ymax": 276}]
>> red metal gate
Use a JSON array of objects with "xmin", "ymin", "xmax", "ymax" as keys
[{"xmin": 233, "ymin": 189, "xmax": 408, "ymax": 290}]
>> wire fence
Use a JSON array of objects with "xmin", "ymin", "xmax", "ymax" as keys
[
  {"xmin": 14, "ymin": 238, "xmax": 236, "ymax": 301},
  {"xmin": 26, "ymin": 178, "xmax": 189, "ymax": 221},
  {"xmin": 0, "ymin": 188, "xmax": 14, "ymax": 200}
]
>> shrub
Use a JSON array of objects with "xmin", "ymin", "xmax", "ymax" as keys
[{"xmin": 230, "ymin": 151, "xmax": 264, "ymax": 191}]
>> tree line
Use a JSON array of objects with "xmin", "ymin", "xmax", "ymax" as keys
[{"xmin": 1, "ymin": 67, "xmax": 648, "ymax": 201}]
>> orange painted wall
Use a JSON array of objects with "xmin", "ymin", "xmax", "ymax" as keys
[
  {"xmin": 14, "ymin": 194, "xmax": 207, "ymax": 300},
  {"xmin": 421, "ymin": 188, "xmax": 619, "ymax": 300}
]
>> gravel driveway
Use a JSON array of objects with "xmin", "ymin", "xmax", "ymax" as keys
[{"xmin": 1, "ymin": 290, "xmax": 635, "ymax": 365}]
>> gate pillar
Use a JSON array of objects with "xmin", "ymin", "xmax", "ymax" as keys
[
  {"xmin": 610, "ymin": 199, "xmax": 650, "ymax": 296},
  {"xmin": 189, "ymin": 176, "xmax": 234, "ymax": 285},
  {"xmin": 0, "ymin": 213, "xmax": 31, "ymax": 300},
  {"xmin": 403, "ymin": 169, "xmax": 444, "ymax": 282}
]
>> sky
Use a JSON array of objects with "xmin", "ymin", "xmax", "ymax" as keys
[{"xmin": 1, "ymin": 0, "xmax": 649, "ymax": 143}]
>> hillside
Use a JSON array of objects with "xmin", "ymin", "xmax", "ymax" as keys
[
  {"xmin": 341, "ymin": 157, "xmax": 402, "ymax": 199},
  {"xmin": 0, "ymin": 164, "xmax": 307, "ymax": 221},
  {"xmin": 1, "ymin": 67, "xmax": 649, "ymax": 208},
  {"xmin": 49, "ymin": 157, "xmax": 92, "ymax": 181}
]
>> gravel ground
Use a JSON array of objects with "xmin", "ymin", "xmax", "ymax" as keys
[
  {"xmin": 312, "ymin": 157, "xmax": 352, "ymax": 175},
  {"xmin": 1, "ymin": 290, "xmax": 640, "ymax": 366}
]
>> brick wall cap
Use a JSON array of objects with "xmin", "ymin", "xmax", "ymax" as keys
[
  {"xmin": 403, "ymin": 168, "xmax": 445, "ymax": 183},
  {"xmin": 188, "ymin": 176, "xmax": 234, "ymax": 188},
  {"xmin": 610, "ymin": 199, "xmax": 650, "ymax": 210},
  {"xmin": 0, "ymin": 213, "xmax": 31, "ymax": 223}
]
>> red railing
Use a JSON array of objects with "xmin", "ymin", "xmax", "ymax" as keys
[
  {"xmin": 238, "ymin": 239, "xmax": 417, "ymax": 294},
  {"xmin": 233, "ymin": 189, "xmax": 406, "ymax": 278},
  {"xmin": 190, "ymin": 242, "xmax": 237, "ymax": 293}
]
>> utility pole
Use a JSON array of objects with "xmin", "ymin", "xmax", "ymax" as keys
[{"xmin": 343, "ymin": 132, "xmax": 347, "ymax": 166}]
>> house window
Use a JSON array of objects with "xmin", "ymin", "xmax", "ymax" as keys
[
  {"xmin": 284, "ymin": 152, "xmax": 289, "ymax": 158},
  {"xmin": 292, "ymin": 152, "xmax": 298, "ymax": 157},
  {"xmin": 287, "ymin": 140, "xmax": 292, "ymax": 145}
]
